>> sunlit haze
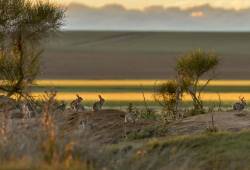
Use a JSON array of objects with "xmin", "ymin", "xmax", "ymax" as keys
[
  {"xmin": 38, "ymin": 0, "xmax": 250, "ymax": 31},
  {"xmin": 60, "ymin": 0, "xmax": 250, "ymax": 10}
]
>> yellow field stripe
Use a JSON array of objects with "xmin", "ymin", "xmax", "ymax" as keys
[
  {"xmin": 34, "ymin": 80, "xmax": 162, "ymax": 86},
  {"xmin": 31, "ymin": 92, "xmax": 250, "ymax": 102},
  {"xmin": 34, "ymin": 80, "xmax": 250, "ymax": 87}
]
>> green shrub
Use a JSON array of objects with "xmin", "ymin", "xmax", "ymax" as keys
[
  {"xmin": 135, "ymin": 108, "xmax": 158, "ymax": 120},
  {"xmin": 127, "ymin": 103, "xmax": 158, "ymax": 121}
]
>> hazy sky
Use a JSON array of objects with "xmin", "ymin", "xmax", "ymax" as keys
[{"xmin": 60, "ymin": 0, "xmax": 250, "ymax": 10}]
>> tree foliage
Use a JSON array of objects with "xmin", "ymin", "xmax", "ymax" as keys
[
  {"xmin": 0, "ymin": 0, "xmax": 65, "ymax": 97},
  {"xmin": 176, "ymin": 49, "xmax": 219, "ymax": 112}
]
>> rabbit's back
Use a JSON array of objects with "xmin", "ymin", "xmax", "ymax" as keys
[
  {"xmin": 93, "ymin": 102, "xmax": 101, "ymax": 112},
  {"xmin": 233, "ymin": 102, "xmax": 245, "ymax": 111}
]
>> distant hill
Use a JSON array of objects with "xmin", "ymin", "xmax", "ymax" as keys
[{"xmin": 65, "ymin": 3, "xmax": 250, "ymax": 31}]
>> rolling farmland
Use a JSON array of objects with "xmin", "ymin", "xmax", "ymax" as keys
[
  {"xmin": 42, "ymin": 31, "xmax": 250, "ymax": 79},
  {"xmin": 39, "ymin": 31, "xmax": 250, "ymax": 106}
]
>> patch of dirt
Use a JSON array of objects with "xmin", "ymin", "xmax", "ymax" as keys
[
  {"xmin": 59, "ymin": 109, "xmax": 250, "ymax": 144},
  {"xmin": 167, "ymin": 111, "xmax": 250, "ymax": 136},
  {"xmin": 62, "ymin": 109, "xmax": 158, "ymax": 144},
  {"xmin": 4, "ymin": 108, "xmax": 250, "ymax": 149},
  {"xmin": 3, "ymin": 109, "xmax": 250, "ymax": 146}
]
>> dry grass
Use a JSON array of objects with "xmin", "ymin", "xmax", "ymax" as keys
[
  {"xmin": 0, "ymin": 159, "xmax": 91, "ymax": 170},
  {"xmin": 0, "ymin": 92, "xmax": 97, "ymax": 170},
  {"xmin": 99, "ymin": 131, "xmax": 250, "ymax": 170},
  {"xmin": 1, "ymin": 106, "xmax": 250, "ymax": 169}
]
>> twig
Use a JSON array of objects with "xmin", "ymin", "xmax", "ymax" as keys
[
  {"xmin": 140, "ymin": 84, "xmax": 149, "ymax": 111},
  {"xmin": 217, "ymin": 92, "xmax": 222, "ymax": 111}
]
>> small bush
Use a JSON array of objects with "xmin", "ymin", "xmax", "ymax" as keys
[
  {"xmin": 127, "ymin": 103, "xmax": 158, "ymax": 121},
  {"xmin": 154, "ymin": 80, "xmax": 182, "ymax": 122},
  {"xmin": 136, "ymin": 108, "xmax": 158, "ymax": 120}
]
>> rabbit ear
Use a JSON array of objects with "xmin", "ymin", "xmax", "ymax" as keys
[
  {"xmin": 76, "ymin": 94, "xmax": 81, "ymax": 99},
  {"xmin": 98, "ymin": 95, "xmax": 104, "ymax": 100},
  {"xmin": 78, "ymin": 94, "xmax": 83, "ymax": 100}
]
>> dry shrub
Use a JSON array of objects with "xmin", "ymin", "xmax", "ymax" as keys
[{"xmin": 154, "ymin": 80, "xmax": 183, "ymax": 123}]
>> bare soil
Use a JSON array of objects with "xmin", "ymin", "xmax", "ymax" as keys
[
  {"xmin": 61, "ymin": 109, "xmax": 250, "ymax": 144},
  {"xmin": 62, "ymin": 109, "xmax": 158, "ymax": 144},
  {"xmin": 168, "ymin": 111, "xmax": 250, "ymax": 136}
]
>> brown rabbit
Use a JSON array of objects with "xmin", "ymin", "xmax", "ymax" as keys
[
  {"xmin": 70, "ymin": 94, "xmax": 84, "ymax": 112},
  {"xmin": 233, "ymin": 96, "xmax": 247, "ymax": 111},
  {"xmin": 93, "ymin": 95, "xmax": 105, "ymax": 112}
]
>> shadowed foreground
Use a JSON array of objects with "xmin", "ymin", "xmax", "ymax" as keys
[{"xmin": 1, "ymin": 108, "xmax": 250, "ymax": 170}]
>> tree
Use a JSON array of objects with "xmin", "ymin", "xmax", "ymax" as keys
[
  {"xmin": 0, "ymin": 0, "xmax": 64, "ymax": 97},
  {"xmin": 176, "ymin": 49, "xmax": 219, "ymax": 113}
]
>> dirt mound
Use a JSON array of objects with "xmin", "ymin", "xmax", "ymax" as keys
[
  {"xmin": 168, "ymin": 111, "xmax": 250, "ymax": 136},
  {"xmin": 62, "ymin": 109, "xmax": 157, "ymax": 144},
  {"xmin": 61, "ymin": 109, "xmax": 250, "ymax": 144}
]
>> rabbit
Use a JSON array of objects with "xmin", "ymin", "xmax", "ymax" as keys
[
  {"xmin": 56, "ymin": 101, "xmax": 66, "ymax": 111},
  {"xmin": 21, "ymin": 102, "xmax": 32, "ymax": 119},
  {"xmin": 70, "ymin": 94, "xmax": 84, "ymax": 112},
  {"xmin": 124, "ymin": 112, "xmax": 137, "ymax": 123},
  {"xmin": 233, "ymin": 96, "xmax": 247, "ymax": 111},
  {"xmin": 93, "ymin": 95, "xmax": 105, "ymax": 112}
]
